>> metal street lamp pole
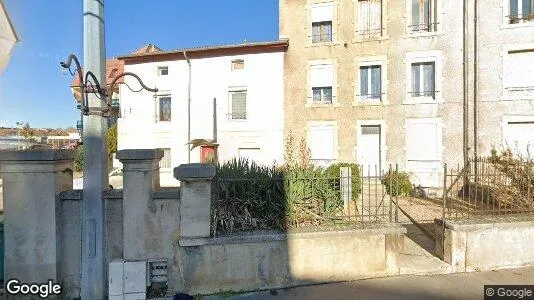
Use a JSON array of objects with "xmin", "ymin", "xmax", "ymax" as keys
[{"xmin": 81, "ymin": 0, "xmax": 108, "ymax": 298}]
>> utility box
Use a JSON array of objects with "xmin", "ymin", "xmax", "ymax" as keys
[
  {"xmin": 109, "ymin": 259, "xmax": 149, "ymax": 299},
  {"xmin": 109, "ymin": 259, "xmax": 125, "ymax": 297},
  {"xmin": 124, "ymin": 261, "xmax": 148, "ymax": 294}
]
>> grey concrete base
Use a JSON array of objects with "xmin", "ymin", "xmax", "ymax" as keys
[
  {"xmin": 436, "ymin": 216, "xmax": 534, "ymax": 272},
  {"xmin": 175, "ymin": 225, "xmax": 406, "ymax": 295}
]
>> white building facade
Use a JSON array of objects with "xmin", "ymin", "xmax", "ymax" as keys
[{"xmin": 117, "ymin": 41, "xmax": 288, "ymax": 186}]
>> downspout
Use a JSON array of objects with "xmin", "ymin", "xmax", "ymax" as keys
[
  {"xmin": 183, "ymin": 51, "xmax": 192, "ymax": 163},
  {"xmin": 473, "ymin": 0, "xmax": 479, "ymax": 180},
  {"xmin": 463, "ymin": 0, "xmax": 469, "ymax": 176}
]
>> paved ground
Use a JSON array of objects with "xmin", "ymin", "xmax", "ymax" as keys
[{"xmin": 201, "ymin": 267, "xmax": 534, "ymax": 300}]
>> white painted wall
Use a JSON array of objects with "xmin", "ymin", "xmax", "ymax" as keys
[{"xmin": 118, "ymin": 51, "xmax": 285, "ymax": 186}]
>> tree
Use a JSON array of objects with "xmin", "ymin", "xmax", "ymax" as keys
[
  {"xmin": 77, "ymin": 124, "xmax": 118, "ymax": 171},
  {"xmin": 20, "ymin": 122, "xmax": 33, "ymax": 139}
]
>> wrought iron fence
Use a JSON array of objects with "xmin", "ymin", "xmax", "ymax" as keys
[
  {"xmin": 210, "ymin": 164, "xmax": 402, "ymax": 236},
  {"xmin": 443, "ymin": 158, "xmax": 534, "ymax": 220}
]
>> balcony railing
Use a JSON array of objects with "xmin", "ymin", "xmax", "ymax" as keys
[
  {"xmin": 360, "ymin": 93, "xmax": 382, "ymax": 101},
  {"xmin": 408, "ymin": 90, "xmax": 437, "ymax": 98},
  {"xmin": 508, "ymin": 13, "xmax": 534, "ymax": 24},
  {"xmin": 409, "ymin": 22, "xmax": 439, "ymax": 33},
  {"xmin": 358, "ymin": 28, "xmax": 383, "ymax": 38}
]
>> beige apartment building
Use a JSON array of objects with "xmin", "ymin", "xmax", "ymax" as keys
[{"xmin": 280, "ymin": 0, "xmax": 534, "ymax": 188}]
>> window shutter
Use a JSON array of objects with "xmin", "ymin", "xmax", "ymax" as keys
[
  {"xmin": 507, "ymin": 50, "xmax": 534, "ymax": 88},
  {"xmin": 371, "ymin": 0, "xmax": 382, "ymax": 31},
  {"xmin": 311, "ymin": 64, "xmax": 334, "ymax": 88},
  {"xmin": 231, "ymin": 91, "xmax": 247, "ymax": 119},
  {"xmin": 358, "ymin": 0, "xmax": 369, "ymax": 32},
  {"xmin": 310, "ymin": 125, "xmax": 335, "ymax": 159},
  {"xmin": 406, "ymin": 123, "xmax": 438, "ymax": 161},
  {"xmin": 311, "ymin": 3, "xmax": 334, "ymax": 23}
]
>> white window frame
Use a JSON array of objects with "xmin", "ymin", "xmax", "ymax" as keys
[
  {"xmin": 353, "ymin": 0, "xmax": 389, "ymax": 42},
  {"xmin": 157, "ymin": 66, "xmax": 169, "ymax": 76},
  {"xmin": 354, "ymin": 119, "xmax": 388, "ymax": 173},
  {"xmin": 405, "ymin": 0, "xmax": 444, "ymax": 37},
  {"xmin": 502, "ymin": 0, "xmax": 534, "ymax": 29},
  {"xmin": 354, "ymin": 55, "xmax": 388, "ymax": 105},
  {"xmin": 403, "ymin": 118, "xmax": 444, "ymax": 187},
  {"xmin": 307, "ymin": 121, "xmax": 339, "ymax": 166},
  {"xmin": 404, "ymin": 51, "xmax": 443, "ymax": 104},
  {"xmin": 231, "ymin": 59, "xmax": 245, "ymax": 71},
  {"xmin": 228, "ymin": 87, "xmax": 248, "ymax": 121},
  {"xmin": 307, "ymin": 59, "xmax": 338, "ymax": 107},
  {"xmin": 501, "ymin": 115, "xmax": 534, "ymax": 156},
  {"xmin": 500, "ymin": 43, "xmax": 534, "ymax": 100},
  {"xmin": 155, "ymin": 93, "xmax": 172, "ymax": 123},
  {"xmin": 307, "ymin": 1, "xmax": 337, "ymax": 46}
]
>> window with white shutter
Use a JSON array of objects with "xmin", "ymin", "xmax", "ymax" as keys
[
  {"xmin": 230, "ymin": 90, "xmax": 247, "ymax": 120},
  {"xmin": 357, "ymin": 0, "xmax": 382, "ymax": 38},
  {"xmin": 503, "ymin": 120, "xmax": 534, "ymax": 157},
  {"xmin": 311, "ymin": 64, "xmax": 334, "ymax": 104},
  {"xmin": 359, "ymin": 65, "xmax": 382, "ymax": 101},
  {"xmin": 309, "ymin": 124, "xmax": 336, "ymax": 166},
  {"xmin": 409, "ymin": 0, "xmax": 438, "ymax": 32},
  {"xmin": 405, "ymin": 119, "xmax": 442, "ymax": 187},
  {"xmin": 159, "ymin": 148, "xmax": 172, "ymax": 169},
  {"xmin": 504, "ymin": 49, "xmax": 534, "ymax": 94},
  {"xmin": 311, "ymin": 2, "xmax": 334, "ymax": 43}
]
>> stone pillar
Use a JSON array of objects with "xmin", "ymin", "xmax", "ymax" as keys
[
  {"xmin": 116, "ymin": 149, "xmax": 163, "ymax": 260},
  {"xmin": 0, "ymin": 150, "xmax": 74, "ymax": 285},
  {"xmin": 174, "ymin": 164, "xmax": 216, "ymax": 241}
]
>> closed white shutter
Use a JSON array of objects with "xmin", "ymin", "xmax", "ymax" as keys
[
  {"xmin": 309, "ymin": 125, "xmax": 335, "ymax": 160},
  {"xmin": 311, "ymin": 64, "xmax": 334, "ymax": 88},
  {"xmin": 358, "ymin": 0, "xmax": 370, "ymax": 32},
  {"xmin": 504, "ymin": 122, "xmax": 534, "ymax": 157},
  {"xmin": 406, "ymin": 123, "xmax": 439, "ymax": 161},
  {"xmin": 311, "ymin": 2, "xmax": 334, "ymax": 22},
  {"xmin": 506, "ymin": 50, "xmax": 534, "ymax": 88},
  {"xmin": 370, "ymin": 0, "xmax": 382, "ymax": 31}
]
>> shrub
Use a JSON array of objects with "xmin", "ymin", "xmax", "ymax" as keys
[
  {"xmin": 74, "ymin": 145, "xmax": 83, "ymax": 172},
  {"xmin": 382, "ymin": 170, "xmax": 413, "ymax": 196},
  {"xmin": 323, "ymin": 163, "xmax": 362, "ymax": 200}
]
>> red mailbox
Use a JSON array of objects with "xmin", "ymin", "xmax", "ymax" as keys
[{"xmin": 200, "ymin": 145, "xmax": 218, "ymax": 163}]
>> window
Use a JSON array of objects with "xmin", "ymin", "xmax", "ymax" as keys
[
  {"xmin": 310, "ymin": 64, "xmax": 334, "ymax": 104},
  {"xmin": 159, "ymin": 148, "xmax": 171, "ymax": 169},
  {"xmin": 509, "ymin": 0, "xmax": 534, "ymax": 24},
  {"xmin": 311, "ymin": 2, "xmax": 334, "ymax": 43},
  {"xmin": 359, "ymin": 65, "xmax": 381, "ymax": 101},
  {"xmin": 410, "ymin": 0, "xmax": 437, "ymax": 32},
  {"xmin": 503, "ymin": 49, "xmax": 534, "ymax": 97},
  {"xmin": 231, "ymin": 59, "xmax": 244, "ymax": 70},
  {"xmin": 158, "ymin": 66, "xmax": 168, "ymax": 76},
  {"xmin": 357, "ymin": 0, "xmax": 382, "ymax": 38},
  {"xmin": 503, "ymin": 119, "xmax": 534, "ymax": 157},
  {"xmin": 410, "ymin": 62, "xmax": 435, "ymax": 99},
  {"xmin": 309, "ymin": 124, "xmax": 336, "ymax": 167},
  {"xmin": 157, "ymin": 96, "xmax": 172, "ymax": 122},
  {"xmin": 230, "ymin": 90, "xmax": 247, "ymax": 120}
]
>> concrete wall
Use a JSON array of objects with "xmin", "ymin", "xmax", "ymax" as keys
[
  {"xmin": 280, "ymin": 0, "xmax": 534, "ymax": 186},
  {"xmin": 118, "ymin": 51, "xmax": 285, "ymax": 185},
  {"xmin": 176, "ymin": 226, "xmax": 405, "ymax": 295},
  {"xmin": 436, "ymin": 217, "xmax": 534, "ymax": 273}
]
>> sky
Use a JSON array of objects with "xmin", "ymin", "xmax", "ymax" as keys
[{"xmin": 0, "ymin": 0, "xmax": 279, "ymax": 129}]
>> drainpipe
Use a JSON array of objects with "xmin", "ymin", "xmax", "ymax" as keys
[
  {"xmin": 463, "ymin": 0, "xmax": 469, "ymax": 176},
  {"xmin": 473, "ymin": 0, "xmax": 478, "ymax": 170},
  {"xmin": 183, "ymin": 51, "xmax": 192, "ymax": 163}
]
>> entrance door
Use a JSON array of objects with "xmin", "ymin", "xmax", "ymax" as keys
[{"xmin": 358, "ymin": 125, "xmax": 381, "ymax": 176}]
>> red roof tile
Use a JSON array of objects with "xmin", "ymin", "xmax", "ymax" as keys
[{"xmin": 70, "ymin": 58, "xmax": 125, "ymax": 87}]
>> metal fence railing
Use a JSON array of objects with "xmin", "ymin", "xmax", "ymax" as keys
[
  {"xmin": 443, "ymin": 158, "xmax": 534, "ymax": 220},
  {"xmin": 210, "ymin": 164, "xmax": 403, "ymax": 236}
]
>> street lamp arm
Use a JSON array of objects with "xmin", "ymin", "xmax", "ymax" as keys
[{"xmin": 108, "ymin": 72, "xmax": 158, "ymax": 97}]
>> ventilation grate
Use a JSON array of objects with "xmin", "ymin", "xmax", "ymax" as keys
[{"xmin": 148, "ymin": 260, "xmax": 168, "ymax": 284}]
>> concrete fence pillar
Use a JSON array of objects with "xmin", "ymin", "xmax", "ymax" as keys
[
  {"xmin": 174, "ymin": 164, "xmax": 216, "ymax": 240},
  {"xmin": 0, "ymin": 150, "xmax": 74, "ymax": 285},
  {"xmin": 116, "ymin": 149, "xmax": 163, "ymax": 260}
]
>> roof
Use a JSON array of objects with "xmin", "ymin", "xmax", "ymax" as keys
[
  {"xmin": 117, "ymin": 40, "xmax": 289, "ymax": 64},
  {"xmin": 0, "ymin": 0, "xmax": 19, "ymax": 42},
  {"xmin": 70, "ymin": 58, "xmax": 124, "ymax": 87},
  {"xmin": 132, "ymin": 44, "xmax": 163, "ymax": 55}
]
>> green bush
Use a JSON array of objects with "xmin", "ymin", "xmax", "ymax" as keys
[
  {"xmin": 211, "ymin": 159, "xmax": 354, "ymax": 234},
  {"xmin": 74, "ymin": 145, "xmax": 83, "ymax": 172},
  {"xmin": 382, "ymin": 170, "xmax": 413, "ymax": 196},
  {"xmin": 323, "ymin": 163, "xmax": 361, "ymax": 200}
]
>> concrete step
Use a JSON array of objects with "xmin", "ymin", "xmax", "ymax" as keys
[
  {"xmin": 398, "ymin": 253, "xmax": 453, "ymax": 276},
  {"xmin": 402, "ymin": 236, "xmax": 434, "ymax": 257}
]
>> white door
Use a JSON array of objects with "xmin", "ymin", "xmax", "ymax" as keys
[{"xmin": 358, "ymin": 125, "xmax": 381, "ymax": 176}]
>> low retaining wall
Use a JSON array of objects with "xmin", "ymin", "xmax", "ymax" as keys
[
  {"xmin": 435, "ymin": 216, "xmax": 534, "ymax": 273},
  {"xmin": 176, "ymin": 224, "xmax": 406, "ymax": 295}
]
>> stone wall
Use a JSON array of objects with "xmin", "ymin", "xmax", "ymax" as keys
[{"xmin": 436, "ymin": 216, "xmax": 534, "ymax": 273}]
